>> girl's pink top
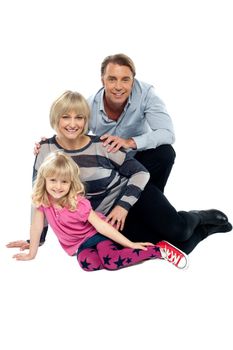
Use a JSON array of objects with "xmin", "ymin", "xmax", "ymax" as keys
[{"xmin": 39, "ymin": 196, "xmax": 105, "ymax": 256}]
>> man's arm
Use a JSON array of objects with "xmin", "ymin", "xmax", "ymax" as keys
[
  {"xmin": 133, "ymin": 88, "xmax": 175, "ymax": 150},
  {"xmin": 91, "ymin": 86, "xmax": 175, "ymax": 152}
]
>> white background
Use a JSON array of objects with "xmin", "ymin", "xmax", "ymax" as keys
[{"xmin": 0, "ymin": 1, "xmax": 232, "ymax": 349}]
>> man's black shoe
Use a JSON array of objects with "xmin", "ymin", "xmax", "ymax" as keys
[
  {"xmin": 189, "ymin": 209, "xmax": 228, "ymax": 226},
  {"xmin": 205, "ymin": 222, "xmax": 232, "ymax": 236}
]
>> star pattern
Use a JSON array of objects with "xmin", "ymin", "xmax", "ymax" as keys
[
  {"xmin": 80, "ymin": 258, "xmax": 91, "ymax": 270},
  {"xmin": 109, "ymin": 243, "xmax": 119, "ymax": 250},
  {"xmin": 103, "ymin": 255, "xmax": 112, "ymax": 265},
  {"xmin": 133, "ymin": 249, "xmax": 142, "ymax": 256},
  {"xmin": 114, "ymin": 256, "xmax": 126, "ymax": 268},
  {"xmin": 78, "ymin": 242, "xmax": 161, "ymax": 271},
  {"xmin": 153, "ymin": 246, "xmax": 160, "ymax": 253}
]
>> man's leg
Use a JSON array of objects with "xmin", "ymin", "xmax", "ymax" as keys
[{"xmin": 135, "ymin": 145, "xmax": 176, "ymax": 192}]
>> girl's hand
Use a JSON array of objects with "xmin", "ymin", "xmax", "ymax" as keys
[
  {"xmin": 6, "ymin": 240, "xmax": 30, "ymax": 250},
  {"xmin": 129, "ymin": 242, "xmax": 154, "ymax": 251},
  {"xmin": 13, "ymin": 253, "xmax": 34, "ymax": 261}
]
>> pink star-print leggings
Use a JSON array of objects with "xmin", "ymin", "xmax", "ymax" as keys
[{"xmin": 77, "ymin": 239, "xmax": 162, "ymax": 271}]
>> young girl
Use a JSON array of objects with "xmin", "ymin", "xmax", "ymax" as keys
[{"xmin": 13, "ymin": 151, "xmax": 188, "ymax": 270}]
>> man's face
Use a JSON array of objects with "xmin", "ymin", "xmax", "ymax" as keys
[{"xmin": 101, "ymin": 63, "xmax": 134, "ymax": 106}]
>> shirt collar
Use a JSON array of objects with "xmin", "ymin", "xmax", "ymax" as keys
[
  {"xmin": 99, "ymin": 89, "xmax": 105, "ymax": 112},
  {"xmin": 99, "ymin": 88, "xmax": 132, "ymax": 113}
]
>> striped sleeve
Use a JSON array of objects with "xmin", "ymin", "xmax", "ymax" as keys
[{"xmin": 105, "ymin": 148, "xmax": 150, "ymax": 211}]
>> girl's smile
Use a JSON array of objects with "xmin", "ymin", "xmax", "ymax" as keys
[{"xmin": 46, "ymin": 177, "xmax": 71, "ymax": 201}]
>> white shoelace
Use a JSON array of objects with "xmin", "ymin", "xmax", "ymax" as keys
[{"xmin": 161, "ymin": 248, "xmax": 182, "ymax": 265}]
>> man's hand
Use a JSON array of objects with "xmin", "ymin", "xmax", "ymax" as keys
[
  {"xmin": 100, "ymin": 134, "xmax": 136, "ymax": 153},
  {"xmin": 106, "ymin": 206, "xmax": 128, "ymax": 231},
  {"xmin": 6, "ymin": 240, "xmax": 30, "ymax": 250}
]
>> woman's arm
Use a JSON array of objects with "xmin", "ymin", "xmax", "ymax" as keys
[
  {"xmin": 106, "ymin": 150, "xmax": 150, "ymax": 228},
  {"xmin": 13, "ymin": 209, "xmax": 45, "ymax": 261},
  {"xmin": 108, "ymin": 150, "xmax": 150, "ymax": 212},
  {"xmin": 88, "ymin": 210, "xmax": 153, "ymax": 250}
]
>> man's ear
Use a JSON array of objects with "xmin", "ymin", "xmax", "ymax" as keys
[{"xmin": 101, "ymin": 77, "xmax": 104, "ymax": 86}]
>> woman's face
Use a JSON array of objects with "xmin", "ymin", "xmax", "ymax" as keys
[{"xmin": 57, "ymin": 110, "xmax": 86, "ymax": 141}]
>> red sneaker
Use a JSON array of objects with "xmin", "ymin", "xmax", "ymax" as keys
[{"xmin": 156, "ymin": 241, "xmax": 189, "ymax": 269}]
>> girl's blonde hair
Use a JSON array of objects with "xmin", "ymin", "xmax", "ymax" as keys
[
  {"xmin": 49, "ymin": 90, "xmax": 90, "ymax": 135},
  {"xmin": 32, "ymin": 151, "xmax": 85, "ymax": 210}
]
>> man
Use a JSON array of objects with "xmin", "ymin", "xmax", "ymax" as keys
[{"xmin": 87, "ymin": 53, "xmax": 175, "ymax": 192}]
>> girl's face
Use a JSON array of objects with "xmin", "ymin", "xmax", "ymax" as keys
[
  {"xmin": 57, "ymin": 110, "xmax": 86, "ymax": 141},
  {"xmin": 46, "ymin": 176, "xmax": 71, "ymax": 202}
]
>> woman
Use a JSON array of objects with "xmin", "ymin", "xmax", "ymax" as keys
[{"xmin": 7, "ymin": 91, "xmax": 232, "ymax": 260}]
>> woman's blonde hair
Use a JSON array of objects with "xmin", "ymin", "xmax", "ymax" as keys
[
  {"xmin": 32, "ymin": 151, "xmax": 85, "ymax": 210},
  {"xmin": 49, "ymin": 90, "xmax": 90, "ymax": 135}
]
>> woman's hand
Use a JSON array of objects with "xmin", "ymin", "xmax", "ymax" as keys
[
  {"xmin": 106, "ymin": 206, "xmax": 128, "ymax": 230},
  {"xmin": 129, "ymin": 242, "xmax": 154, "ymax": 251}
]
